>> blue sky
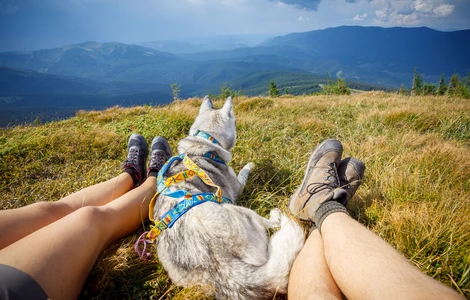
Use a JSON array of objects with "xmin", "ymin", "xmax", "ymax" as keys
[{"xmin": 1, "ymin": 0, "xmax": 469, "ymax": 52}]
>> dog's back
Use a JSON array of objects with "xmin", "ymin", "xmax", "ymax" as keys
[
  {"xmin": 155, "ymin": 195, "xmax": 304, "ymax": 299},
  {"xmin": 152, "ymin": 97, "xmax": 304, "ymax": 299}
]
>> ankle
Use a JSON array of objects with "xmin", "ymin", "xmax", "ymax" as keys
[
  {"xmin": 148, "ymin": 170, "xmax": 159, "ymax": 178},
  {"xmin": 123, "ymin": 168, "xmax": 140, "ymax": 186},
  {"xmin": 315, "ymin": 201, "xmax": 349, "ymax": 233},
  {"xmin": 141, "ymin": 176, "xmax": 156, "ymax": 188}
]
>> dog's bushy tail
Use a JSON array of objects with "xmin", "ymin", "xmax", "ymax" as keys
[{"xmin": 256, "ymin": 214, "xmax": 305, "ymax": 295}]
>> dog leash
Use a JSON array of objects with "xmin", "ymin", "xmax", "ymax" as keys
[
  {"xmin": 134, "ymin": 231, "xmax": 154, "ymax": 259},
  {"xmin": 135, "ymin": 150, "xmax": 231, "ymax": 259}
]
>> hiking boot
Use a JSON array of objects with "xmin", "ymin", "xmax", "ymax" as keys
[
  {"xmin": 122, "ymin": 133, "xmax": 149, "ymax": 187},
  {"xmin": 148, "ymin": 136, "xmax": 173, "ymax": 176},
  {"xmin": 289, "ymin": 139, "xmax": 348, "ymax": 221},
  {"xmin": 337, "ymin": 157, "xmax": 366, "ymax": 205}
]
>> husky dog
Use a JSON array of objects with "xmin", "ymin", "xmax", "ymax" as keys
[{"xmin": 152, "ymin": 96, "xmax": 305, "ymax": 299}]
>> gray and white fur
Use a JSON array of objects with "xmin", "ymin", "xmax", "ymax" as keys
[{"xmin": 153, "ymin": 96, "xmax": 305, "ymax": 299}]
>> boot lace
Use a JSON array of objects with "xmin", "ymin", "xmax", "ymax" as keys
[
  {"xmin": 150, "ymin": 151, "xmax": 167, "ymax": 171},
  {"xmin": 306, "ymin": 161, "xmax": 340, "ymax": 196},
  {"xmin": 123, "ymin": 148, "xmax": 139, "ymax": 168}
]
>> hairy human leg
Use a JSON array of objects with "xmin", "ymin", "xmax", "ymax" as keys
[
  {"xmin": 0, "ymin": 176, "xmax": 156, "ymax": 300},
  {"xmin": 288, "ymin": 139, "xmax": 463, "ymax": 299},
  {"xmin": 288, "ymin": 229, "xmax": 344, "ymax": 300},
  {"xmin": 0, "ymin": 173, "xmax": 134, "ymax": 250},
  {"xmin": 321, "ymin": 212, "xmax": 464, "ymax": 300}
]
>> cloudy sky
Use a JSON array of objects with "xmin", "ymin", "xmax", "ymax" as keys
[{"xmin": 1, "ymin": 0, "xmax": 469, "ymax": 52}]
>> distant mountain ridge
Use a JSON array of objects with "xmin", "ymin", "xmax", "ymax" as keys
[
  {"xmin": 261, "ymin": 26, "xmax": 470, "ymax": 83},
  {"xmin": 0, "ymin": 42, "xmax": 180, "ymax": 79},
  {"xmin": 139, "ymin": 34, "xmax": 273, "ymax": 54},
  {"xmin": 0, "ymin": 65, "xmax": 173, "ymax": 126},
  {"xmin": 2, "ymin": 26, "xmax": 468, "ymax": 87},
  {"xmin": 1, "ymin": 26, "xmax": 469, "ymax": 126}
]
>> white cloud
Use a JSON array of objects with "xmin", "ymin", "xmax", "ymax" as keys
[
  {"xmin": 270, "ymin": 0, "xmax": 322, "ymax": 11},
  {"xmin": 434, "ymin": 4, "xmax": 454, "ymax": 17},
  {"xmin": 373, "ymin": 0, "xmax": 456, "ymax": 26},
  {"xmin": 352, "ymin": 12, "xmax": 367, "ymax": 20},
  {"xmin": 375, "ymin": 7, "xmax": 388, "ymax": 20},
  {"xmin": 413, "ymin": 0, "xmax": 433, "ymax": 14},
  {"xmin": 377, "ymin": 10, "xmax": 419, "ymax": 25},
  {"xmin": 297, "ymin": 15, "xmax": 310, "ymax": 21},
  {"xmin": 391, "ymin": 0, "xmax": 414, "ymax": 14},
  {"xmin": 275, "ymin": 1, "xmax": 289, "ymax": 8},
  {"xmin": 399, "ymin": 12, "xmax": 420, "ymax": 24},
  {"xmin": 412, "ymin": 0, "xmax": 454, "ymax": 17}
]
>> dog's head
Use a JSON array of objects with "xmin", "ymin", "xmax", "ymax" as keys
[{"xmin": 188, "ymin": 96, "xmax": 236, "ymax": 151}]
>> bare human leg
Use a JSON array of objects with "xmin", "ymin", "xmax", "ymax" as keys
[
  {"xmin": 288, "ymin": 139, "xmax": 464, "ymax": 299},
  {"xmin": 0, "ymin": 176, "xmax": 156, "ymax": 300},
  {"xmin": 0, "ymin": 133, "xmax": 154, "ymax": 250},
  {"xmin": 0, "ymin": 172, "xmax": 134, "ymax": 250},
  {"xmin": 288, "ymin": 228, "xmax": 344, "ymax": 300},
  {"xmin": 320, "ymin": 212, "xmax": 464, "ymax": 300}
]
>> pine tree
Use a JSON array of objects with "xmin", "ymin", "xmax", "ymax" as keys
[
  {"xmin": 269, "ymin": 81, "xmax": 280, "ymax": 97},
  {"xmin": 170, "ymin": 83, "xmax": 180, "ymax": 101},
  {"xmin": 211, "ymin": 82, "xmax": 243, "ymax": 99},
  {"xmin": 422, "ymin": 83, "xmax": 436, "ymax": 95},
  {"xmin": 220, "ymin": 82, "xmax": 232, "ymax": 99},
  {"xmin": 465, "ymin": 72, "xmax": 470, "ymax": 87},
  {"xmin": 399, "ymin": 84, "xmax": 408, "ymax": 95},
  {"xmin": 446, "ymin": 74, "xmax": 459, "ymax": 96},
  {"xmin": 326, "ymin": 73, "xmax": 332, "ymax": 86},
  {"xmin": 335, "ymin": 78, "xmax": 351, "ymax": 95},
  {"xmin": 437, "ymin": 74, "xmax": 447, "ymax": 95},
  {"xmin": 323, "ymin": 77, "xmax": 350, "ymax": 95},
  {"xmin": 411, "ymin": 67, "xmax": 423, "ymax": 96}
]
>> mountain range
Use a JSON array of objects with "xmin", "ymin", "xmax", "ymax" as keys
[{"xmin": 1, "ymin": 26, "xmax": 469, "ymax": 126}]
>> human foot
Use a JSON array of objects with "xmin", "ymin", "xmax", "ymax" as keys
[
  {"xmin": 289, "ymin": 139, "xmax": 347, "ymax": 221},
  {"xmin": 337, "ymin": 157, "xmax": 365, "ymax": 205},
  {"xmin": 122, "ymin": 133, "xmax": 149, "ymax": 187},
  {"xmin": 148, "ymin": 136, "xmax": 173, "ymax": 177}
]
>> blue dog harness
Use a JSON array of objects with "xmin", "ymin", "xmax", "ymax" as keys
[{"xmin": 146, "ymin": 131, "xmax": 232, "ymax": 240}]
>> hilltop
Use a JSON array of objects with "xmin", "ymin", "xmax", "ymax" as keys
[{"xmin": 0, "ymin": 92, "xmax": 469, "ymax": 299}]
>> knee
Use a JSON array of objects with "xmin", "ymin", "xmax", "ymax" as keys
[
  {"xmin": 29, "ymin": 201, "xmax": 51, "ymax": 212},
  {"xmin": 69, "ymin": 206, "xmax": 108, "ymax": 229},
  {"xmin": 75, "ymin": 205, "xmax": 105, "ymax": 220},
  {"xmin": 30, "ymin": 201, "xmax": 73, "ymax": 220}
]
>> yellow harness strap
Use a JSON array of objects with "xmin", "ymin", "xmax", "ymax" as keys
[{"xmin": 146, "ymin": 153, "xmax": 225, "ymax": 239}]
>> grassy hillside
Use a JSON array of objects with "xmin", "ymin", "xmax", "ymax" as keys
[
  {"xmin": 227, "ymin": 71, "xmax": 385, "ymax": 96},
  {"xmin": 1, "ymin": 93, "xmax": 469, "ymax": 299},
  {"xmin": 229, "ymin": 71, "xmax": 327, "ymax": 95}
]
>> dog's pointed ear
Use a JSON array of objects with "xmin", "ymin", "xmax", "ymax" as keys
[
  {"xmin": 200, "ymin": 95, "xmax": 213, "ymax": 113},
  {"xmin": 222, "ymin": 96, "xmax": 233, "ymax": 117}
]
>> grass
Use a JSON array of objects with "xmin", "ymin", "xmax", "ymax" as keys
[{"xmin": 1, "ymin": 92, "xmax": 469, "ymax": 298}]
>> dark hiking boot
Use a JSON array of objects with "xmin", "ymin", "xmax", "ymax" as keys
[
  {"xmin": 337, "ymin": 157, "xmax": 365, "ymax": 205},
  {"xmin": 123, "ymin": 133, "xmax": 149, "ymax": 187},
  {"xmin": 148, "ymin": 136, "xmax": 173, "ymax": 176}
]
